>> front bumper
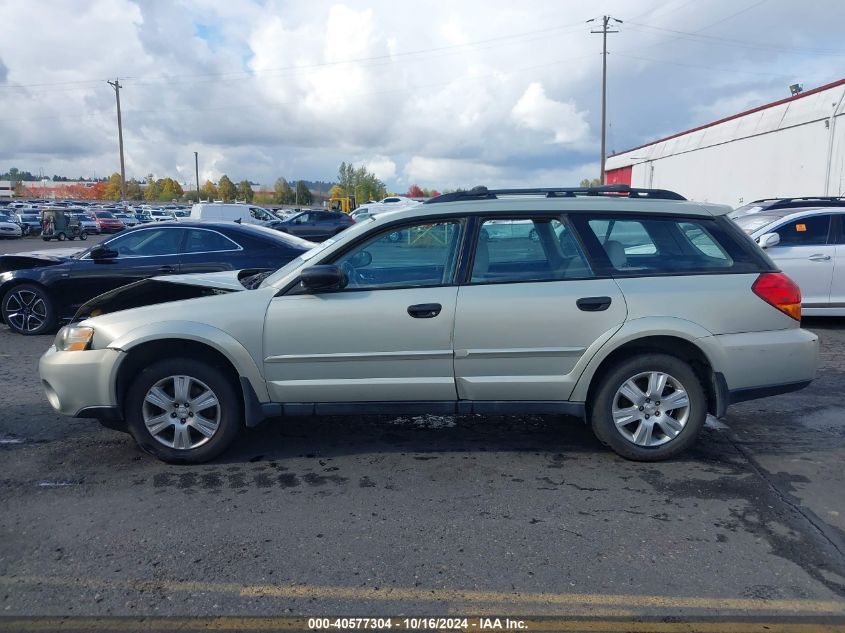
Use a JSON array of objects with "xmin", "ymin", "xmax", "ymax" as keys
[{"xmin": 39, "ymin": 345, "xmax": 125, "ymax": 417}]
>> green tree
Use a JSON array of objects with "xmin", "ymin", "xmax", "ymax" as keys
[
  {"xmin": 237, "ymin": 180, "xmax": 255, "ymax": 203},
  {"xmin": 201, "ymin": 180, "xmax": 218, "ymax": 201},
  {"xmin": 274, "ymin": 177, "xmax": 294, "ymax": 204},
  {"xmin": 295, "ymin": 180, "xmax": 313, "ymax": 205},
  {"xmin": 579, "ymin": 177, "xmax": 602, "ymax": 188},
  {"xmin": 143, "ymin": 173, "xmax": 159, "ymax": 201},
  {"xmin": 125, "ymin": 179, "xmax": 143, "ymax": 201},
  {"xmin": 334, "ymin": 162, "xmax": 386, "ymax": 203},
  {"xmin": 217, "ymin": 175, "xmax": 236, "ymax": 202}
]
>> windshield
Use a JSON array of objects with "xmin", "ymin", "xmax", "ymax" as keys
[
  {"xmin": 732, "ymin": 213, "xmax": 786, "ymax": 234},
  {"xmin": 259, "ymin": 217, "xmax": 376, "ymax": 288}
]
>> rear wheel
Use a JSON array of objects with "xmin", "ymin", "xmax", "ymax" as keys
[
  {"xmin": 57, "ymin": 232, "xmax": 67, "ymax": 241},
  {"xmin": 125, "ymin": 358, "xmax": 241, "ymax": 464},
  {"xmin": 80, "ymin": 232, "xmax": 88, "ymax": 240},
  {"xmin": 590, "ymin": 353, "xmax": 706, "ymax": 461},
  {"xmin": 1, "ymin": 284, "xmax": 56, "ymax": 335}
]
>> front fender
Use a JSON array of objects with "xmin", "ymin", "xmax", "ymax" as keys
[
  {"xmin": 569, "ymin": 316, "xmax": 716, "ymax": 402},
  {"xmin": 107, "ymin": 320, "xmax": 269, "ymax": 402}
]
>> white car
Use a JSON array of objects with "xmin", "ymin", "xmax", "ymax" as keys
[
  {"xmin": 734, "ymin": 207, "xmax": 845, "ymax": 315},
  {"xmin": 0, "ymin": 215, "xmax": 23, "ymax": 239},
  {"xmin": 113, "ymin": 212, "xmax": 139, "ymax": 227}
]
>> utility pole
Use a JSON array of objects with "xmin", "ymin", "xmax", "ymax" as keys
[
  {"xmin": 589, "ymin": 16, "xmax": 621, "ymax": 184},
  {"xmin": 194, "ymin": 152, "xmax": 200, "ymax": 202},
  {"xmin": 107, "ymin": 78, "xmax": 127, "ymax": 201}
]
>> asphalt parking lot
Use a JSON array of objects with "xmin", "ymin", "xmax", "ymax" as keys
[{"xmin": 0, "ymin": 237, "xmax": 844, "ymax": 623}]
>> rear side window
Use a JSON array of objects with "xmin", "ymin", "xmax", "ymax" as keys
[
  {"xmin": 472, "ymin": 218, "xmax": 593, "ymax": 283},
  {"xmin": 184, "ymin": 229, "xmax": 239, "ymax": 253},
  {"xmin": 772, "ymin": 215, "xmax": 831, "ymax": 246},
  {"xmin": 578, "ymin": 215, "xmax": 761, "ymax": 275}
]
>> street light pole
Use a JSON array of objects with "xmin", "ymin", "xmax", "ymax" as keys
[
  {"xmin": 589, "ymin": 16, "xmax": 621, "ymax": 184},
  {"xmin": 107, "ymin": 78, "xmax": 126, "ymax": 200},
  {"xmin": 194, "ymin": 152, "xmax": 200, "ymax": 202}
]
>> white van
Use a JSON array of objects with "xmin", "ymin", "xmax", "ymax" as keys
[{"xmin": 187, "ymin": 203, "xmax": 276, "ymax": 225}]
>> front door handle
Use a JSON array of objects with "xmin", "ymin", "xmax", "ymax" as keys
[
  {"xmin": 808, "ymin": 254, "xmax": 831, "ymax": 261},
  {"xmin": 158, "ymin": 265, "xmax": 175, "ymax": 273},
  {"xmin": 407, "ymin": 303, "xmax": 442, "ymax": 318},
  {"xmin": 576, "ymin": 296, "xmax": 612, "ymax": 312}
]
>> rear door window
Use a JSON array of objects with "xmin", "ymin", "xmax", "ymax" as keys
[
  {"xmin": 577, "ymin": 215, "xmax": 760, "ymax": 275},
  {"xmin": 472, "ymin": 218, "xmax": 593, "ymax": 283}
]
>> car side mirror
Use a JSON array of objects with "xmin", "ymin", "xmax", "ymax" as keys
[
  {"xmin": 300, "ymin": 265, "xmax": 346, "ymax": 291},
  {"xmin": 235, "ymin": 217, "xmax": 242, "ymax": 224},
  {"xmin": 758, "ymin": 232, "xmax": 780, "ymax": 249},
  {"xmin": 90, "ymin": 246, "xmax": 118, "ymax": 261}
]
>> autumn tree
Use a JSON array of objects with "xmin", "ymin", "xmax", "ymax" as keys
[
  {"xmin": 406, "ymin": 184, "xmax": 425, "ymax": 198},
  {"xmin": 201, "ymin": 180, "xmax": 218, "ymax": 201},
  {"xmin": 144, "ymin": 174, "xmax": 159, "ymax": 201},
  {"xmin": 274, "ymin": 177, "xmax": 294, "ymax": 204},
  {"xmin": 101, "ymin": 173, "xmax": 123, "ymax": 200},
  {"xmin": 237, "ymin": 180, "xmax": 255, "ymax": 203},
  {"xmin": 217, "ymin": 175, "xmax": 236, "ymax": 202}
]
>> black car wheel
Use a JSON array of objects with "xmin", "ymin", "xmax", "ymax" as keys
[
  {"xmin": 125, "ymin": 358, "xmax": 241, "ymax": 464},
  {"xmin": 57, "ymin": 232, "xmax": 67, "ymax": 241},
  {"xmin": 2, "ymin": 284, "xmax": 57, "ymax": 335}
]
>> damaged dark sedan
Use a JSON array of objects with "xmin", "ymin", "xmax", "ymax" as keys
[{"xmin": 0, "ymin": 222, "xmax": 314, "ymax": 335}]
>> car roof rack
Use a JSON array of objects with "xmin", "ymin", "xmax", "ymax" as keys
[
  {"xmin": 750, "ymin": 196, "xmax": 845, "ymax": 210},
  {"xmin": 425, "ymin": 184, "xmax": 686, "ymax": 203}
]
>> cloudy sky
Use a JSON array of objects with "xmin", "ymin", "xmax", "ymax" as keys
[{"xmin": 0, "ymin": 0, "xmax": 842, "ymax": 191}]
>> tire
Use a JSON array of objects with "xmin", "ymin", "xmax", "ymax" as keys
[
  {"xmin": 80, "ymin": 232, "xmax": 88, "ymax": 240},
  {"xmin": 57, "ymin": 232, "xmax": 67, "ymax": 241},
  {"xmin": 590, "ymin": 353, "xmax": 706, "ymax": 461},
  {"xmin": 42, "ymin": 236, "xmax": 51, "ymax": 242},
  {"xmin": 125, "ymin": 358, "xmax": 241, "ymax": 464},
  {"xmin": 1, "ymin": 284, "xmax": 57, "ymax": 335}
]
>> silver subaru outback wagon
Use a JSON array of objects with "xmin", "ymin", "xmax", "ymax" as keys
[{"xmin": 39, "ymin": 186, "xmax": 819, "ymax": 463}]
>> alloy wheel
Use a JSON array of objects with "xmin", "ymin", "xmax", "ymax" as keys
[
  {"xmin": 4, "ymin": 289, "xmax": 48, "ymax": 333},
  {"xmin": 142, "ymin": 375, "xmax": 221, "ymax": 450},
  {"xmin": 611, "ymin": 371, "xmax": 690, "ymax": 447}
]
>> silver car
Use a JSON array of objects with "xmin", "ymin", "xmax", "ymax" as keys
[
  {"xmin": 733, "ymin": 207, "xmax": 845, "ymax": 316},
  {"xmin": 39, "ymin": 186, "xmax": 819, "ymax": 463}
]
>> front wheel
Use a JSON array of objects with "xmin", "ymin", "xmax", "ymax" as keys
[
  {"xmin": 590, "ymin": 353, "xmax": 706, "ymax": 461},
  {"xmin": 1, "ymin": 284, "xmax": 56, "ymax": 335},
  {"xmin": 80, "ymin": 232, "xmax": 88, "ymax": 240},
  {"xmin": 57, "ymin": 232, "xmax": 67, "ymax": 241},
  {"xmin": 125, "ymin": 358, "xmax": 241, "ymax": 464}
]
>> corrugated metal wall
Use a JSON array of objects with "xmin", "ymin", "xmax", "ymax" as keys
[{"xmin": 605, "ymin": 80, "xmax": 845, "ymax": 206}]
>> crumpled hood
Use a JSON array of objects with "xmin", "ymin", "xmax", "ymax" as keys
[{"xmin": 73, "ymin": 269, "xmax": 263, "ymax": 322}]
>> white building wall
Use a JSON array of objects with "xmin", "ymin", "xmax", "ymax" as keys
[{"xmin": 607, "ymin": 80, "xmax": 845, "ymax": 207}]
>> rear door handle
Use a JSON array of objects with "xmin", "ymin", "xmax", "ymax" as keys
[
  {"xmin": 157, "ymin": 265, "xmax": 175, "ymax": 273},
  {"xmin": 407, "ymin": 303, "xmax": 442, "ymax": 318},
  {"xmin": 576, "ymin": 296, "xmax": 612, "ymax": 312},
  {"xmin": 808, "ymin": 254, "xmax": 831, "ymax": 261}
]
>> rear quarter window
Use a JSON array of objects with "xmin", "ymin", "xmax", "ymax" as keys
[{"xmin": 575, "ymin": 214, "xmax": 765, "ymax": 276}]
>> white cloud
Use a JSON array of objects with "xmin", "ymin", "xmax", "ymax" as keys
[
  {"xmin": 0, "ymin": 0, "xmax": 841, "ymax": 190},
  {"xmin": 511, "ymin": 82, "xmax": 590, "ymax": 145}
]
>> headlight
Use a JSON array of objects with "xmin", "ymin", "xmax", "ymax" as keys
[{"xmin": 54, "ymin": 326, "xmax": 94, "ymax": 352}]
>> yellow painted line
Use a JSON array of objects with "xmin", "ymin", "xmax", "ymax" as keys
[
  {"xmin": 1, "ymin": 574, "xmax": 844, "ymax": 615},
  {"xmin": 0, "ymin": 618, "xmax": 844, "ymax": 632}
]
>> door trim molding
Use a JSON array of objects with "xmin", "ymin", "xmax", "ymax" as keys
[{"xmin": 264, "ymin": 350, "xmax": 453, "ymax": 363}]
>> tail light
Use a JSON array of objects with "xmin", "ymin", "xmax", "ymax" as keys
[{"xmin": 752, "ymin": 272, "xmax": 801, "ymax": 321}]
